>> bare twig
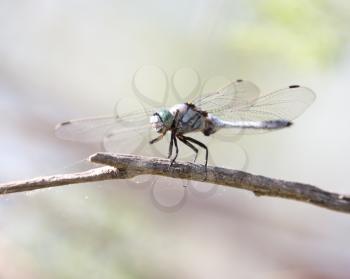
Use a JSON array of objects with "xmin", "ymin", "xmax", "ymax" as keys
[
  {"xmin": 89, "ymin": 153, "xmax": 350, "ymax": 214},
  {"xmin": 1, "ymin": 152, "xmax": 349, "ymax": 214},
  {"xmin": 0, "ymin": 166, "xmax": 121, "ymax": 195}
]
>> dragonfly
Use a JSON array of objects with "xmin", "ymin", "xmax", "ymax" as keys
[{"xmin": 55, "ymin": 79, "xmax": 315, "ymax": 171}]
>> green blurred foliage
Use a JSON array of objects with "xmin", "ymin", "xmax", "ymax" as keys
[{"xmin": 230, "ymin": 0, "xmax": 345, "ymax": 69}]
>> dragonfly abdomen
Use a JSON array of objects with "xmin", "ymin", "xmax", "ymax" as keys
[{"xmin": 217, "ymin": 119, "xmax": 292, "ymax": 130}]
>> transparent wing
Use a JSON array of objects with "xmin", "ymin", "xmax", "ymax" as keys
[
  {"xmin": 55, "ymin": 109, "xmax": 171, "ymax": 156},
  {"xmin": 193, "ymin": 79, "xmax": 260, "ymax": 114},
  {"xmin": 55, "ymin": 110, "xmax": 154, "ymax": 143},
  {"xmin": 215, "ymin": 85, "xmax": 316, "ymax": 121},
  {"xmin": 206, "ymin": 84, "xmax": 316, "ymax": 138}
]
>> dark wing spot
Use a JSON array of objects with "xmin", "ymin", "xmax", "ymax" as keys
[
  {"xmin": 60, "ymin": 121, "xmax": 72, "ymax": 126},
  {"xmin": 236, "ymin": 79, "xmax": 243, "ymax": 82},
  {"xmin": 289, "ymin": 85, "xmax": 300, "ymax": 89}
]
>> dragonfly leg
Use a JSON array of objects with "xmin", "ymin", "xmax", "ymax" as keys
[
  {"xmin": 177, "ymin": 135, "xmax": 199, "ymax": 163},
  {"xmin": 168, "ymin": 130, "xmax": 174, "ymax": 159},
  {"xmin": 170, "ymin": 132, "xmax": 179, "ymax": 166},
  {"xmin": 182, "ymin": 136, "xmax": 208, "ymax": 176},
  {"xmin": 168, "ymin": 109, "xmax": 181, "ymax": 160},
  {"xmin": 149, "ymin": 134, "xmax": 164, "ymax": 144}
]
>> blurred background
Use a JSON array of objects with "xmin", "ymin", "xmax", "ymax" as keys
[{"xmin": 1, "ymin": 0, "xmax": 350, "ymax": 278}]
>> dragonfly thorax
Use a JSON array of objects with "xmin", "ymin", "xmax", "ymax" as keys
[{"xmin": 150, "ymin": 109, "xmax": 174, "ymax": 133}]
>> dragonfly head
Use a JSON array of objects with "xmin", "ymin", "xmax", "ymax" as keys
[{"xmin": 150, "ymin": 109, "xmax": 174, "ymax": 133}]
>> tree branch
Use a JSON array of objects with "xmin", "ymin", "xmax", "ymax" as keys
[
  {"xmin": 0, "ymin": 166, "xmax": 121, "ymax": 194},
  {"xmin": 1, "ymin": 152, "xmax": 349, "ymax": 214}
]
